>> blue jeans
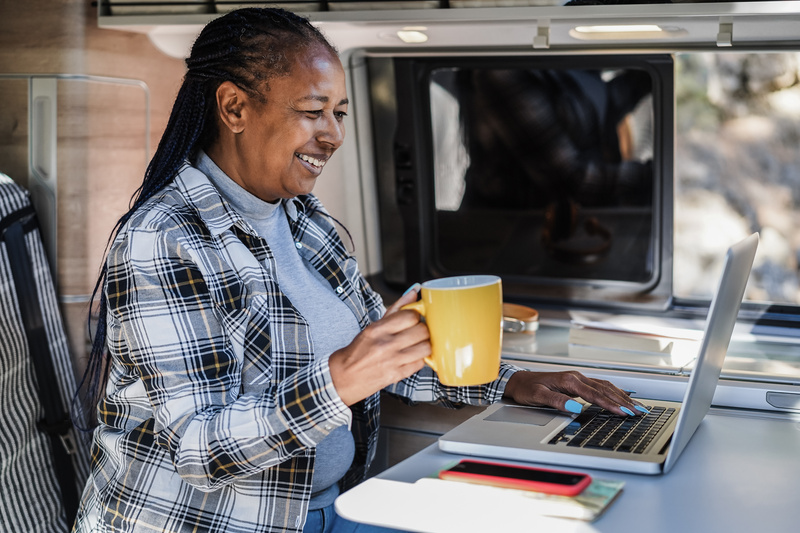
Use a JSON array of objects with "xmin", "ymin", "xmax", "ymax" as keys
[{"xmin": 303, "ymin": 503, "xmax": 404, "ymax": 533}]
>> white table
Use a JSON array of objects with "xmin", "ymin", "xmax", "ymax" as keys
[{"xmin": 336, "ymin": 410, "xmax": 800, "ymax": 532}]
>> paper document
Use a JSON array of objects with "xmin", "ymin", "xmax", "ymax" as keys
[
  {"xmin": 335, "ymin": 476, "xmax": 624, "ymax": 532},
  {"xmin": 569, "ymin": 313, "xmax": 704, "ymax": 341}
]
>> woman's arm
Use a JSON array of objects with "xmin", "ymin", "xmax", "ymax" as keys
[{"xmin": 379, "ymin": 289, "xmax": 642, "ymax": 416}]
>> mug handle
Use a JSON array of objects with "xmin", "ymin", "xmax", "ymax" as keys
[{"xmin": 401, "ymin": 300, "xmax": 437, "ymax": 373}]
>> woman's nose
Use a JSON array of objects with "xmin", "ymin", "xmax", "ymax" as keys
[{"xmin": 318, "ymin": 115, "xmax": 345, "ymax": 149}]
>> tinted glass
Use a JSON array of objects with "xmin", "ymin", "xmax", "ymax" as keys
[{"xmin": 428, "ymin": 65, "xmax": 657, "ymax": 285}]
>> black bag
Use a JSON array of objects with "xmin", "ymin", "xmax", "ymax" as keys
[{"xmin": 0, "ymin": 173, "xmax": 90, "ymax": 532}]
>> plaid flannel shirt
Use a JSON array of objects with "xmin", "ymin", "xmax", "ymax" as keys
[{"xmin": 74, "ymin": 163, "xmax": 518, "ymax": 533}]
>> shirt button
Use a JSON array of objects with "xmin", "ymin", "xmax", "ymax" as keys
[
  {"xmin": 335, "ymin": 286, "xmax": 344, "ymax": 294},
  {"xmin": 295, "ymin": 242, "xmax": 302, "ymax": 249}
]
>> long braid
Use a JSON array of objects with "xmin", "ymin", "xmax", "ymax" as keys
[{"xmin": 73, "ymin": 7, "xmax": 337, "ymax": 430}]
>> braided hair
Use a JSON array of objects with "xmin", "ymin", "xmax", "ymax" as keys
[{"xmin": 74, "ymin": 8, "xmax": 338, "ymax": 429}]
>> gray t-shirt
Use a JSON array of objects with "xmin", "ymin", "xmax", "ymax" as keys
[{"xmin": 197, "ymin": 152, "xmax": 359, "ymax": 510}]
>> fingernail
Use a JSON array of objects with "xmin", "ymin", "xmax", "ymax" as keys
[
  {"xmin": 634, "ymin": 405, "xmax": 650, "ymax": 414},
  {"xmin": 623, "ymin": 389, "xmax": 637, "ymax": 395},
  {"xmin": 565, "ymin": 399, "xmax": 583, "ymax": 414},
  {"xmin": 403, "ymin": 283, "xmax": 421, "ymax": 297},
  {"xmin": 620, "ymin": 406, "xmax": 636, "ymax": 416}
]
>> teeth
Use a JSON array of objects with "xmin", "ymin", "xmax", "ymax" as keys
[{"xmin": 298, "ymin": 154, "xmax": 325, "ymax": 168}]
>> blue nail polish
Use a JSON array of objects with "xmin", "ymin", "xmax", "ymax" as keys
[
  {"xmin": 565, "ymin": 399, "xmax": 583, "ymax": 414},
  {"xmin": 403, "ymin": 283, "xmax": 421, "ymax": 296},
  {"xmin": 620, "ymin": 406, "xmax": 636, "ymax": 416},
  {"xmin": 635, "ymin": 405, "xmax": 650, "ymax": 414},
  {"xmin": 623, "ymin": 389, "xmax": 637, "ymax": 395}
]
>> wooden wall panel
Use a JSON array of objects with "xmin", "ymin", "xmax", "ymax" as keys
[
  {"xmin": 0, "ymin": 0, "xmax": 186, "ymax": 374},
  {"xmin": 0, "ymin": 0, "xmax": 85, "ymax": 75},
  {"xmin": 0, "ymin": 81, "xmax": 29, "ymax": 188}
]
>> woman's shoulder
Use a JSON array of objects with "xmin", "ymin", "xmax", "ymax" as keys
[
  {"xmin": 125, "ymin": 189, "xmax": 195, "ymax": 234},
  {"xmin": 118, "ymin": 165, "xmax": 222, "ymax": 241}
]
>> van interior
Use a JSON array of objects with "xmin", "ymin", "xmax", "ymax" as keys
[{"xmin": 2, "ymin": 0, "xmax": 800, "ymax": 524}]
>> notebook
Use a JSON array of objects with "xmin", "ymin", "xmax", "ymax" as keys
[{"xmin": 439, "ymin": 233, "xmax": 759, "ymax": 475}]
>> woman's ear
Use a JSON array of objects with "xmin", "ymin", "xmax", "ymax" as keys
[{"xmin": 216, "ymin": 81, "xmax": 247, "ymax": 134}]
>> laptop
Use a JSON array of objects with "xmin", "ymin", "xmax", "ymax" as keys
[{"xmin": 439, "ymin": 233, "xmax": 759, "ymax": 475}]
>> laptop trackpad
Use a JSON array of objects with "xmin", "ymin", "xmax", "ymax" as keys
[{"xmin": 484, "ymin": 405, "xmax": 560, "ymax": 426}]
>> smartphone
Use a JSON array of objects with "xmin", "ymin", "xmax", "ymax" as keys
[{"xmin": 439, "ymin": 459, "xmax": 592, "ymax": 496}]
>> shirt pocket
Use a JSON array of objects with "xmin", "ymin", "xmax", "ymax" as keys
[
  {"xmin": 204, "ymin": 236, "xmax": 270, "ymax": 370},
  {"xmin": 208, "ymin": 271, "xmax": 250, "ymax": 368},
  {"xmin": 240, "ymin": 293, "xmax": 275, "ymax": 389},
  {"xmin": 241, "ymin": 292, "xmax": 315, "ymax": 390}
]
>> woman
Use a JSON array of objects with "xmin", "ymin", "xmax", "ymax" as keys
[{"xmin": 73, "ymin": 8, "xmax": 645, "ymax": 533}]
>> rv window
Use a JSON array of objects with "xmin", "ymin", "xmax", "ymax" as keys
[
  {"xmin": 369, "ymin": 52, "xmax": 800, "ymax": 316},
  {"xmin": 371, "ymin": 55, "xmax": 674, "ymax": 310}
]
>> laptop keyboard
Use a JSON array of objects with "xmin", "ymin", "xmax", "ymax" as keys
[{"xmin": 548, "ymin": 404, "xmax": 677, "ymax": 454}]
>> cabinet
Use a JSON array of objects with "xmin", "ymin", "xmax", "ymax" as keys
[{"xmin": 96, "ymin": 1, "xmax": 800, "ymax": 59}]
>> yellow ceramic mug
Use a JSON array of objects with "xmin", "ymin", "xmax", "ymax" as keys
[{"xmin": 403, "ymin": 275, "xmax": 502, "ymax": 386}]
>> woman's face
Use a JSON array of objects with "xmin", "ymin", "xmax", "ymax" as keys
[{"xmin": 219, "ymin": 46, "xmax": 348, "ymax": 203}]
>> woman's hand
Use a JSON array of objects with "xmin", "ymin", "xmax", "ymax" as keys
[
  {"xmin": 329, "ymin": 286, "xmax": 429, "ymax": 406},
  {"xmin": 503, "ymin": 370, "xmax": 648, "ymax": 417}
]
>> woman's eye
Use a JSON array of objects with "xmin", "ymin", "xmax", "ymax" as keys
[{"xmin": 302, "ymin": 109, "xmax": 347, "ymax": 121}]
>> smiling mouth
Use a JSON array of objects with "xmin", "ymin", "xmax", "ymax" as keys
[{"xmin": 296, "ymin": 153, "xmax": 327, "ymax": 169}]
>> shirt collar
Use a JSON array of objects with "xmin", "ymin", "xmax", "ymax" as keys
[
  {"xmin": 284, "ymin": 196, "xmax": 304, "ymax": 222},
  {"xmin": 173, "ymin": 156, "xmax": 308, "ymax": 236},
  {"xmin": 173, "ymin": 161, "xmax": 250, "ymax": 237}
]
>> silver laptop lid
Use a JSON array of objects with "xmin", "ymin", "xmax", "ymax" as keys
[
  {"xmin": 662, "ymin": 232, "xmax": 758, "ymax": 473},
  {"xmin": 437, "ymin": 233, "xmax": 758, "ymax": 474}
]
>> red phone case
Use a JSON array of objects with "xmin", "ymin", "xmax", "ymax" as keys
[{"xmin": 439, "ymin": 459, "xmax": 592, "ymax": 496}]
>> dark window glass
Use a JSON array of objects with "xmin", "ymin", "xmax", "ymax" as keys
[
  {"xmin": 429, "ymin": 65, "xmax": 656, "ymax": 283},
  {"xmin": 371, "ymin": 55, "xmax": 674, "ymax": 309}
]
